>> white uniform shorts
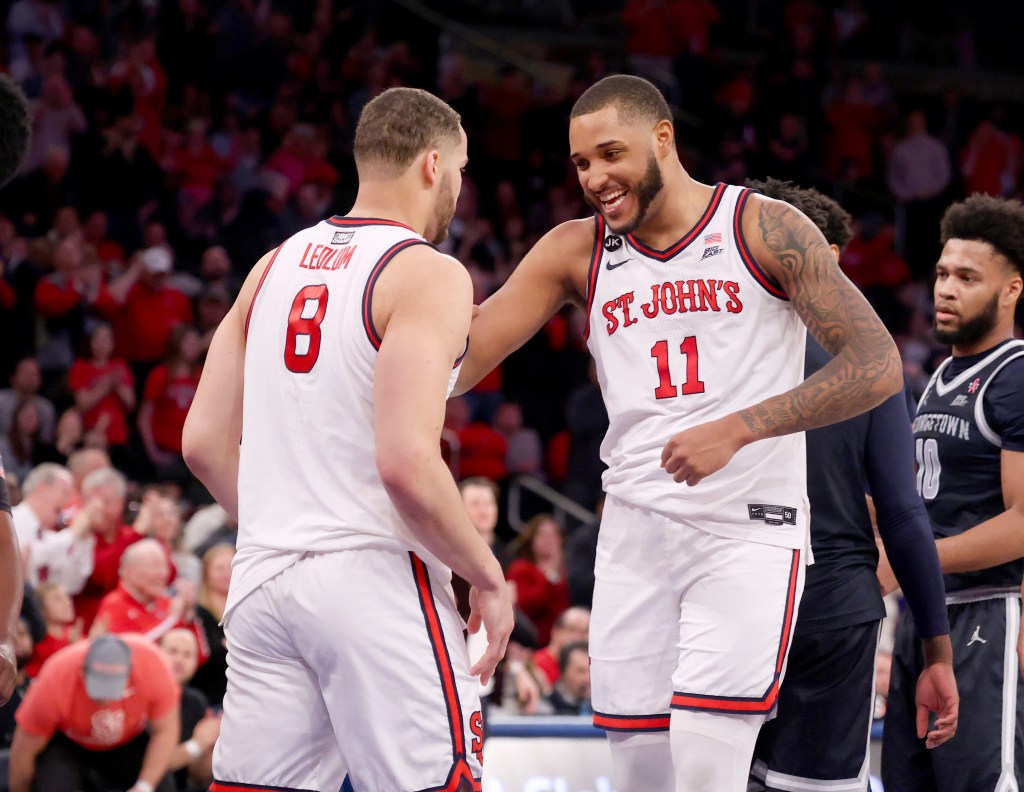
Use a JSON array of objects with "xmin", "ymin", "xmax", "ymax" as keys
[
  {"xmin": 590, "ymin": 496, "xmax": 805, "ymax": 733},
  {"xmin": 211, "ymin": 548, "xmax": 483, "ymax": 792}
]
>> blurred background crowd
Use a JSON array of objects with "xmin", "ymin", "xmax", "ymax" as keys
[{"xmin": 0, "ymin": 0, "xmax": 1023, "ymax": 788}]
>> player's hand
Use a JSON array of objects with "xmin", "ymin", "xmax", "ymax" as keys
[
  {"xmin": 916, "ymin": 661, "xmax": 958, "ymax": 749},
  {"xmin": 467, "ymin": 584, "xmax": 513, "ymax": 686},
  {"xmin": 661, "ymin": 414, "xmax": 746, "ymax": 486},
  {"xmin": 875, "ymin": 540, "xmax": 898, "ymax": 595},
  {"xmin": 0, "ymin": 639, "xmax": 17, "ymax": 705}
]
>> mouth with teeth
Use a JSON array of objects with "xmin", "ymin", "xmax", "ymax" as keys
[{"xmin": 599, "ymin": 188, "xmax": 629, "ymax": 213}]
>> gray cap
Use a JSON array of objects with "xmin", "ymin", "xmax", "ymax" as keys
[
  {"xmin": 140, "ymin": 246, "xmax": 173, "ymax": 274},
  {"xmin": 84, "ymin": 635, "xmax": 131, "ymax": 701}
]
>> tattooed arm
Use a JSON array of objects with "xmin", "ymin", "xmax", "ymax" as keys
[{"xmin": 661, "ymin": 193, "xmax": 903, "ymax": 485}]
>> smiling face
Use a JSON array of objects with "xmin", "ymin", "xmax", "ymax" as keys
[
  {"xmin": 569, "ymin": 106, "xmax": 668, "ymax": 236},
  {"xmin": 933, "ymin": 238, "xmax": 1021, "ymax": 354}
]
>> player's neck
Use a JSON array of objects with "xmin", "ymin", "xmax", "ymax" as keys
[
  {"xmin": 951, "ymin": 322, "xmax": 1015, "ymax": 358},
  {"xmin": 347, "ymin": 186, "xmax": 427, "ymax": 237},
  {"xmin": 630, "ymin": 170, "xmax": 714, "ymax": 249}
]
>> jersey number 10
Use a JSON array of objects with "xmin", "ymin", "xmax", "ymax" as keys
[
  {"xmin": 915, "ymin": 437, "xmax": 941, "ymax": 500},
  {"xmin": 651, "ymin": 337, "xmax": 705, "ymax": 399},
  {"xmin": 285, "ymin": 285, "xmax": 329, "ymax": 373}
]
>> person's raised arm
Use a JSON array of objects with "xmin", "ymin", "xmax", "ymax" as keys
[
  {"xmin": 662, "ymin": 196, "xmax": 903, "ymax": 485},
  {"xmin": 373, "ymin": 247, "xmax": 513, "ymax": 683},
  {"xmin": 182, "ymin": 248, "xmax": 274, "ymax": 520},
  {"xmin": 454, "ymin": 219, "xmax": 591, "ymax": 395}
]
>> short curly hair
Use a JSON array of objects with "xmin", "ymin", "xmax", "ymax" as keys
[
  {"xmin": 940, "ymin": 194, "xmax": 1024, "ymax": 275},
  {"xmin": 745, "ymin": 178, "xmax": 854, "ymax": 252},
  {"xmin": 0, "ymin": 74, "xmax": 31, "ymax": 188}
]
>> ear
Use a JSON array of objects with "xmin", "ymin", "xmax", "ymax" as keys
[
  {"xmin": 829, "ymin": 243, "xmax": 842, "ymax": 260},
  {"xmin": 420, "ymin": 149, "xmax": 441, "ymax": 187},
  {"xmin": 1004, "ymin": 273, "xmax": 1023, "ymax": 306},
  {"xmin": 653, "ymin": 119, "xmax": 674, "ymax": 155}
]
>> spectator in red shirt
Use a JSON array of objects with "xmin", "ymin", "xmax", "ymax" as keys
[
  {"xmin": 9, "ymin": 634, "xmax": 179, "ymax": 792},
  {"xmin": 72, "ymin": 467, "xmax": 142, "ymax": 631},
  {"xmin": 138, "ymin": 324, "xmax": 202, "ymax": 478},
  {"xmin": 445, "ymin": 397, "xmax": 508, "ymax": 481},
  {"xmin": 92, "ymin": 539, "xmax": 205, "ymax": 662},
  {"xmin": 68, "ymin": 323, "xmax": 136, "ymax": 450},
  {"xmin": 506, "ymin": 514, "xmax": 571, "ymax": 646},
  {"xmin": 24, "ymin": 582, "xmax": 80, "ymax": 678},
  {"xmin": 113, "ymin": 246, "xmax": 194, "ymax": 376},
  {"xmin": 532, "ymin": 606, "xmax": 591, "ymax": 688}
]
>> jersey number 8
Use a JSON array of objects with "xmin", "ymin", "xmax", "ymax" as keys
[{"xmin": 285, "ymin": 284, "xmax": 329, "ymax": 373}]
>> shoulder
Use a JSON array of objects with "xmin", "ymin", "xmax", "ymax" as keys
[
  {"xmin": 534, "ymin": 217, "xmax": 599, "ymax": 262},
  {"xmin": 377, "ymin": 244, "xmax": 473, "ymax": 307}
]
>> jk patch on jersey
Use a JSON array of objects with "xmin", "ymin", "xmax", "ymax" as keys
[
  {"xmin": 748, "ymin": 504, "xmax": 798, "ymax": 526},
  {"xmin": 332, "ymin": 230, "xmax": 355, "ymax": 245}
]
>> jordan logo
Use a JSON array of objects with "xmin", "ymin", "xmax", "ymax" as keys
[{"xmin": 967, "ymin": 625, "xmax": 987, "ymax": 646}]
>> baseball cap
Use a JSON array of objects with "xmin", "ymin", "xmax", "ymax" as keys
[
  {"xmin": 84, "ymin": 635, "xmax": 132, "ymax": 701},
  {"xmin": 140, "ymin": 247, "xmax": 173, "ymax": 274}
]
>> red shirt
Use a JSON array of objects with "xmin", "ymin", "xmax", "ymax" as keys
[
  {"xmin": 24, "ymin": 628, "xmax": 74, "ymax": 678},
  {"xmin": 533, "ymin": 646, "xmax": 560, "ymax": 686},
  {"xmin": 16, "ymin": 635, "xmax": 179, "ymax": 750},
  {"xmin": 68, "ymin": 358, "xmax": 135, "ymax": 445},
  {"xmin": 506, "ymin": 559, "xmax": 570, "ymax": 646},
  {"xmin": 74, "ymin": 526, "xmax": 143, "ymax": 632},
  {"xmin": 34, "ymin": 276, "xmax": 119, "ymax": 320},
  {"xmin": 115, "ymin": 282, "xmax": 193, "ymax": 363},
  {"xmin": 457, "ymin": 423, "xmax": 508, "ymax": 481},
  {"xmin": 95, "ymin": 583, "xmax": 210, "ymax": 664},
  {"xmin": 143, "ymin": 364, "xmax": 201, "ymax": 454}
]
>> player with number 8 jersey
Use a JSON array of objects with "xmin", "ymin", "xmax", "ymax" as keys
[{"xmin": 588, "ymin": 184, "xmax": 808, "ymax": 549}]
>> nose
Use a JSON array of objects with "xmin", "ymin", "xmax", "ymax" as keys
[
  {"xmin": 935, "ymin": 275, "xmax": 956, "ymax": 302},
  {"xmin": 586, "ymin": 163, "xmax": 609, "ymax": 195}
]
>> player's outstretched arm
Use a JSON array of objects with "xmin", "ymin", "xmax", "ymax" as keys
[
  {"xmin": 661, "ymin": 195, "xmax": 903, "ymax": 485},
  {"xmin": 454, "ymin": 219, "xmax": 591, "ymax": 395},
  {"xmin": 373, "ymin": 246, "xmax": 513, "ymax": 683},
  {"xmin": 182, "ymin": 248, "xmax": 274, "ymax": 520}
]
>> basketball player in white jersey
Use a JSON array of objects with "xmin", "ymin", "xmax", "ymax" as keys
[
  {"xmin": 182, "ymin": 87, "xmax": 513, "ymax": 792},
  {"xmin": 456, "ymin": 75, "xmax": 905, "ymax": 791}
]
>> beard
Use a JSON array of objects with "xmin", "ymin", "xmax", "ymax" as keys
[
  {"xmin": 586, "ymin": 151, "xmax": 665, "ymax": 236},
  {"xmin": 429, "ymin": 172, "xmax": 456, "ymax": 245},
  {"xmin": 933, "ymin": 291, "xmax": 1000, "ymax": 347}
]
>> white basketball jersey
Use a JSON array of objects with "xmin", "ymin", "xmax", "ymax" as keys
[
  {"xmin": 227, "ymin": 217, "xmax": 459, "ymax": 618},
  {"xmin": 585, "ymin": 184, "xmax": 809, "ymax": 549}
]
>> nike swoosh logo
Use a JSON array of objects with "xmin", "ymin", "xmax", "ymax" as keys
[{"xmin": 606, "ymin": 258, "xmax": 632, "ymax": 270}]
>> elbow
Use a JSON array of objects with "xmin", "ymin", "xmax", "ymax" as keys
[
  {"xmin": 181, "ymin": 421, "xmax": 210, "ymax": 480},
  {"xmin": 376, "ymin": 443, "xmax": 434, "ymax": 507}
]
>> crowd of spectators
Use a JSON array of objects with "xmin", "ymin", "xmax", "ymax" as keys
[{"xmin": 0, "ymin": 0, "xmax": 1023, "ymax": 785}]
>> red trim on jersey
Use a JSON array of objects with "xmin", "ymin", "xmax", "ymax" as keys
[
  {"xmin": 454, "ymin": 337, "xmax": 469, "ymax": 369},
  {"xmin": 415, "ymin": 758, "xmax": 479, "ymax": 792},
  {"xmin": 593, "ymin": 712, "xmax": 671, "ymax": 732},
  {"xmin": 326, "ymin": 215, "xmax": 418, "ymax": 233},
  {"xmin": 244, "ymin": 244, "xmax": 284, "ymax": 340},
  {"xmin": 625, "ymin": 182, "xmax": 726, "ymax": 260},
  {"xmin": 411, "ymin": 553, "xmax": 467, "ymax": 759},
  {"xmin": 211, "ymin": 782, "xmax": 313, "ymax": 791},
  {"xmin": 670, "ymin": 549, "xmax": 800, "ymax": 714},
  {"xmin": 361, "ymin": 239, "xmax": 432, "ymax": 350},
  {"xmin": 582, "ymin": 213, "xmax": 606, "ymax": 341},
  {"xmin": 734, "ymin": 189, "xmax": 788, "ymax": 301}
]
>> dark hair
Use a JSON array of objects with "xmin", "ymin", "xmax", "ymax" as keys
[
  {"xmin": 745, "ymin": 178, "xmax": 853, "ymax": 252},
  {"xmin": 940, "ymin": 194, "xmax": 1024, "ymax": 275},
  {"xmin": 571, "ymin": 75, "xmax": 672, "ymax": 128},
  {"xmin": 558, "ymin": 640, "xmax": 589, "ymax": 674},
  {"xmin": 0, "ymin": 75, "xmax": 31, "ymax": 188},
  {"xmin": 354, "ymin": 87, "xmax": 461, "ymax": 175},
  {"xmin": 512, "ymin": 513, "xmax": 563, "ymax": 564}
]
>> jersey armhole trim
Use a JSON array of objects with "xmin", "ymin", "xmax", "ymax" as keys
[
  {"xmin": 582, "ymin": 213, "xmax": 606, "ymax": 341},
  {"xmin": 734, "ymin": 188, "xmax": 788, "ymax": 301},
  {"xmin": 243, "ymin": 243, "xmax": 284, "ymax": 340},
  {"xmin": 974, "ymin": 350, "xmax": 1024, "ymax": 447},
  {"xmin": 361, "ymin": 238, "xmax": 433, "ymax": 351},
  {"xmin": 454, "ymin": 336, "xmax": 469, "ymax": 369}
]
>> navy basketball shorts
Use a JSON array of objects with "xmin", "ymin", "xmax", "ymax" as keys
[
  {"xmin": 882, "ymin": 594, "xmax": 1023, "ymax": 792},
  {"xmin": 750, "ymin": 620, "xmax": 881, "ymax": 791}
]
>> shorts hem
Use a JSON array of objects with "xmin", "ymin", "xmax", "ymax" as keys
[{"xmin": 592, "ymin": 711, "xmax": 671, "ymax": 732}]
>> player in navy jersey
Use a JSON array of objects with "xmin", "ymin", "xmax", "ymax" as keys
[
  {"xmin": 743, "ymin": 179, "xmax": 956, "ymax": 792},
  {"xmin": 458, "ymin": 75, "xmax": 906, "ymax": 792},
  {"xmin": 880, "ymin": 194, "xmax": 1024, "ymax": 792}
]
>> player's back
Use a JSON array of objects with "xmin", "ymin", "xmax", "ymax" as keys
[{"xmin": 229, "ymin": 217, "xmax": 442, "ymax": 614}]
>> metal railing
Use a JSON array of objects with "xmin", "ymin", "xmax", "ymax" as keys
[{"xmin": 506, "ymin": 475, "xmax": 598, "ymax": 534}]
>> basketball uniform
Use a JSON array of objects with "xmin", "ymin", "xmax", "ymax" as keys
[
  {"xmin": 212, "ymin": 218, "xmax": 482, "ymax": 792},
  {"xmin": 583, "ymin": 184, "xmax": 809, "ymax": 732},
  {"xmin": 883, "ymin": 339, "xmax": 1024, "ymax": 792}
]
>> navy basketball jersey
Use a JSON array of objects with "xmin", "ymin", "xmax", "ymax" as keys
[{"xmin": 914, "ymin": 339, "xmax": 1024, "ymax": 594}]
